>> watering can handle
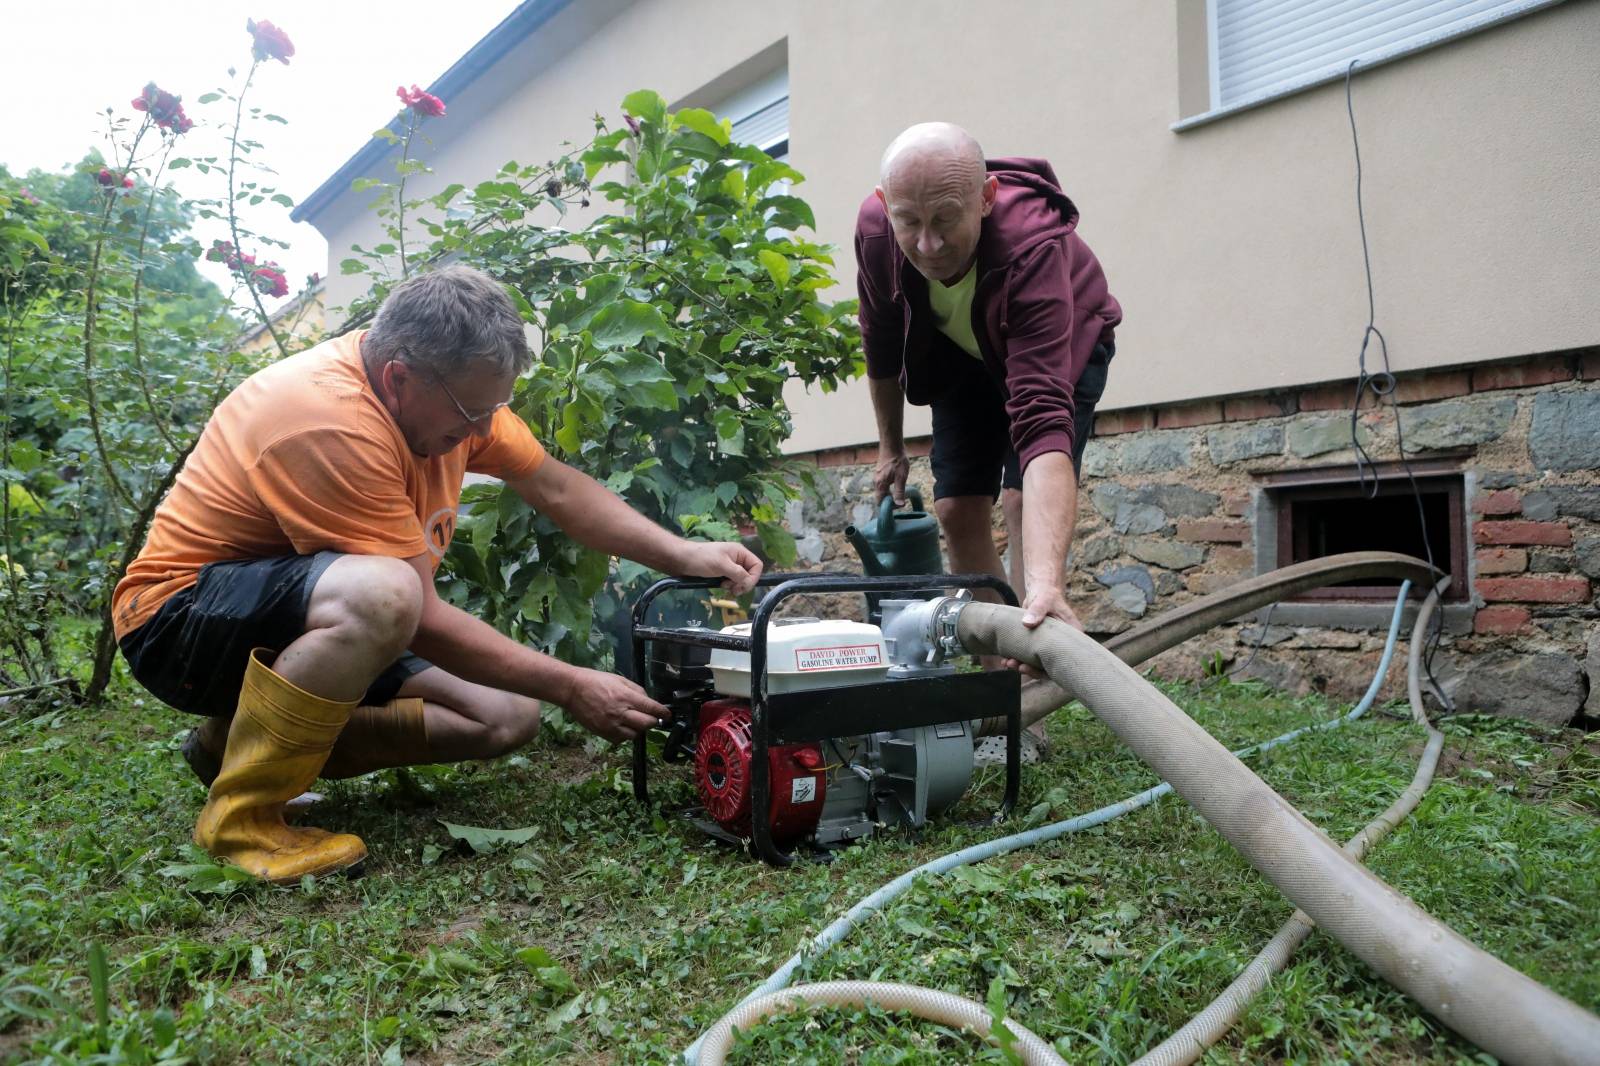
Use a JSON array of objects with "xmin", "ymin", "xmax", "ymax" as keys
[{"xmin": 877, "ymin": 487, "xmax": 926, "ymax": 529}]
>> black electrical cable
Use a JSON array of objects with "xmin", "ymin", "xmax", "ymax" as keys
[{"xmin": 1343, "ymin": 59, "xmax": 1454, "ymax": 713}]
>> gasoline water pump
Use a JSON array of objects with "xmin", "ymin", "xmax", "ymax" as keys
[{"xmin": 629, "ymin": 573, "xmax": 1023, "ymax": 865}]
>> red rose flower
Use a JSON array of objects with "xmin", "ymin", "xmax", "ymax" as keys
[
  {"xmin": 246, "ymin": 18, "xmax": 294, "ymax": 65},
  {"xmin": 171, "ymin": 109, "xmax": 195, "ymax": 135},
  {"xmin": 96, "ymin": 168, "xmax": 116, "ymax": 187},
  {"xmin": 132, "ymin": 82, "xmax": 187, "ymax": 131},
  {"xmin": 251, "ymin": 265, "xmax": 289, "ymax": 298},
  {"xmin": 122, "ymin": 175, "xmax": 135, "ymax": 189},
  {"xmin": 397, "ymin": 84, "xmax": 446, "ymax": 118}
]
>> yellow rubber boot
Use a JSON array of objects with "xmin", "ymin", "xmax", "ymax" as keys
[
  {"xmin": 318, "ymin": 698, "xmax": 432, "ymax": 779},
  {"xmin": 194, "ymin": 649, "xmax": 367, "ymax": 883}
]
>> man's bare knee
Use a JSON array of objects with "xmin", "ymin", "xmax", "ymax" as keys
[
  {"xmin": 311, "ymin": 556, "xmax": 422, "ymax": 655},
  {"xmin": 935, "ymin": 495, "xmax": 994, "ymax": 540},
  {"xmin": 479, "ymin": 697, "xmax": 541, "ymax": 758}
]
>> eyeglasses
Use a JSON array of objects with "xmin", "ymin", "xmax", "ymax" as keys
[{"xmin": 428, "ymin": 367, "xmax": 511, "ymax": 427}]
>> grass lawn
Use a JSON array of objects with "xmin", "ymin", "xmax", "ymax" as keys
[{"xmin": 2, "ymin": 660, "xmax": 1597, "ymax": 1064}]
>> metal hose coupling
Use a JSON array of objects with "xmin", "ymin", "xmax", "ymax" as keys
[{"xmin": 878, "ymin": 591, "xmax": 974, "ymax": 674}]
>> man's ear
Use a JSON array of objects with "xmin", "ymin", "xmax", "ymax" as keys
[
  {"xmin": 381, "ymin": 357, "xmax": 409, "ymax": 394},
  {"xmin": 979, "ymin": 175, "xmax": 999, "ymax": 217},
  {"xmin": 874, "ymin": 185, "xmax": 887, "ymax": 207}
]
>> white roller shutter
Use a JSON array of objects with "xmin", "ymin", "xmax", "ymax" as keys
[
  {"xmin": 1214, "ymin": 0, "xmax": 1562, "ymax": 109},
  {"xmin": 731, "ymin": 97, "xmax": 789, "ymax": 155}
]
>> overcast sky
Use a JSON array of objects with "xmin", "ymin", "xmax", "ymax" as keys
[{"xmin": 1, "ymin": 0, "xmax": 518, "ymax": 304}]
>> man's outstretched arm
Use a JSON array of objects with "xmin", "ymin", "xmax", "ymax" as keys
[
  {"xmin": 1018, "ymin": 451, "xmax": 1083, "ymax": 630},
  {"xmin": 510, "ymin": 455, "xmax": 762, "ymax": 594},
  {"xmin": 401, "ymin": 553, "xmax": 667, "ymax": 742}
]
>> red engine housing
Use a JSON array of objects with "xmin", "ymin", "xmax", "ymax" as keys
[{"xmin": 693, "ymin": 698, "xmax": 826, "ymax": 843}]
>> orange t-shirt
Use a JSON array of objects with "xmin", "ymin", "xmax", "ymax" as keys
[{"xmin": 112, "ymin": 330, "xmax": 545, "ymax": 640}]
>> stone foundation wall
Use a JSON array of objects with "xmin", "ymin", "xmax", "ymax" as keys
[{"xmin": 784, "ymin": 350, "xmax": 1600, "ymax": 726}]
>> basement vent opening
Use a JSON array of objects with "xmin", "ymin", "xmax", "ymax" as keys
[{"xmin": 1270, "ymin": 472, "xmax": 1467, "ymax": 602}]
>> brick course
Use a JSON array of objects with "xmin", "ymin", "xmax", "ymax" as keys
[
  {"xmin": 1477, "ymin": 576, "xmax": 1590, "ymax": 603},
  {"xmin": 1475, "ymin": 548, "xmax": 1528, "ymax": 575},
  {"xmin": 1474, "ymin": 606, "xmax": 1532, "ymax": 634},
  {"xmin": 1155, "ymin": 400, "xmax": 1224, "ymax": 429},
  {"xmin": 1223, "ymin": 394, "xmax": 1295, "ymax": 421},
  {"xmin": 1473, "ymin": 520, "xmax": 1573, "ymax": 547},
  {"xmin": 1393, "ymin": 371, "xmax": 1471, "ymax": 404},
  {"xmin": 1471, "ymin": 489, "xmax": 1522, "ymax": 516},
  {"xmin": 1472, "ymin": 357, "xmax": 1573, "ymax": 392},
  {"xmin": 1176, "ymin": 518, "xmax": 1251, "ymax": 544},
  {"xmin": 1094, "ymin": 409, "xmax": 1153, "ymax": 435},
  {"xmin": 1297, "ymin": 383, "xmax": 1354, "ymax": 412}
]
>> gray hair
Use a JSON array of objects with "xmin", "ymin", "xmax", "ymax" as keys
[{"xmin": 364, "ymin": 264, "xmax": 532, "ymax": 378}]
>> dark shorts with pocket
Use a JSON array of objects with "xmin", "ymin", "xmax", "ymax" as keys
[
  {"xmin": 118, "ymin": 551, "xmax": 431, "ymax": 717},
  {"xmin": 930, "ymin": 341, "xmax": 1113, "ymax": 500}
]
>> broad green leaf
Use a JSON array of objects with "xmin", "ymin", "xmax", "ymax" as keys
[
  {"xmin": 620, "ymin": 89, "xmax": 666, "ymax": 125},
  {"xmin": 758, "ymin": 194, "xmax": 817, "ymax": 231},
  {"xmin": 554, "ymin": 404, "xmax": 583, "ymax": 454},
  {"xmin": 439, "ymin": 820, "xmax": 539, "ymax": 854},
  {"xmin": 757, "ymin": 249, "xmax": 790, "ymax": 288},
  {"xmin": 674, "ymin": 108, "xmax": 730, "ymax": 145},
  {"xmin": 589, "ymin": 300, "xmax": 670, "ymax": 349}
]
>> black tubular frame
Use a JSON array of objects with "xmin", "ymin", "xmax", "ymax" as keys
[{"xmin": 628, "ymin": 571, "xmax": 1022, "ymax": 866}]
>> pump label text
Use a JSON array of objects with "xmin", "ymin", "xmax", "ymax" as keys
[{"xmin": 794, "ymin": 643, "xmax": 884, "ymax": 672}]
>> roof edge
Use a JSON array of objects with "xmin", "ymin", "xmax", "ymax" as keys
[{"xmin": 291, "ymin": 0, "xmax": 574, "ymax": 225}]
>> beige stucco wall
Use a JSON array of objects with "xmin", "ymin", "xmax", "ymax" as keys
[{"xmin": 308, "ymin": 0, "xmax": 1600, "ymax": 455}]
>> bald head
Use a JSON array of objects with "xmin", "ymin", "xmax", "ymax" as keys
[
  {"xmin": 875, "ymin": 123, "xmax": 995, "ymax": 284},
  {"xmin": 878, "ymin": 122, "xmax": 986, "ymax": 197}
]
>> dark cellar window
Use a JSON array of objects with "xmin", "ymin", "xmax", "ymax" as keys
[{"xmin": 1271, "ymin": 473, "xmax": 1468, "ymax": 601}]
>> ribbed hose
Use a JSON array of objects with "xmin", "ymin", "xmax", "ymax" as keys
[
  {"xmin": 974, "ymin": 550, "xmax": 1439, "ymax": 737},
  {"xmin": 695, "ymin": 981, "xmax": 1065, "ymax": 1066},
  {"xmin": 1131, "ymin": 580, "xmax": 1448, "ymax": 1066},
  {"xmin": 957, "ymin": 600, "xmax": 1600, "ymax": 1066}
]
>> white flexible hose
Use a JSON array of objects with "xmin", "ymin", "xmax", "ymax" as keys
[{"xmin": 695, "ymin": 981, "xmax": 1065, "ymax": 1066}]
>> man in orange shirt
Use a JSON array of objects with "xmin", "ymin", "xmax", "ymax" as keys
[{"xmin": 113, "ymin": 265, "xmax": 762, "ymax": 883}]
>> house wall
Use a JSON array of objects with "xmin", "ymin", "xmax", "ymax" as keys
[{"xmin": 309, "ymin": 0, "xmax": 1600, "ymax": 455}]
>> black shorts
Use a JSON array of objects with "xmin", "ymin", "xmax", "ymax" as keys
[
  {"xmin": 930, "ymin": 341, "xmax": 1113, "ymax": 500},
  {"xmin": 118, "ymin": 551, "xmax": 431, "ymax": 718}
]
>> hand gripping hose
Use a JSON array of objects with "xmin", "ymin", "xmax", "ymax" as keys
[
  {"xmin": 955, "ymin": 596, "xmax": 1600, "ymax": 1065},
  {"xmin": 694, "ymin": 981, "xmax": 1064, "ymax": 1066}
]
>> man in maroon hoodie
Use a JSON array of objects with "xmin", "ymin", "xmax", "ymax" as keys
[{"xmin": 856, "ymin": 124, "xmax": 1121, "ymax": 756}]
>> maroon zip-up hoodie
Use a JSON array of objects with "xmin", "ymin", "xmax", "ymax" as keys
[{"xmin": 855, "ymin": 157, "xmax": 1121, "ymax": 473}]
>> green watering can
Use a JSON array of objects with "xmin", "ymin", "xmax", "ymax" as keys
[{"xmin": 845, "ymin": 487, "xmax": 944, "ymax": 577}]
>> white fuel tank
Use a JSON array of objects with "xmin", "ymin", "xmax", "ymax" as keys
[{"xmin": 710, "ymin": 619, "xmax": 890, "ymax": 697}]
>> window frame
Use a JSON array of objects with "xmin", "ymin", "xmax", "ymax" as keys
[
  {"xmin": 1269, "ymin": 472, "xmax": 1469, "ymax": 602},
  {"xmin": 1174, "ymin": 0, "xmax": 1568, "ymax": 131}
]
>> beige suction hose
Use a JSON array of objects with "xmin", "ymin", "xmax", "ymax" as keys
[
  {"xmin": 956, "ymin": 596, "xmax": 1600, "ymax": 1066},
  {"xmin": 1131, "ymin": 579, "xmax": 1449, "ymax": 1066}
]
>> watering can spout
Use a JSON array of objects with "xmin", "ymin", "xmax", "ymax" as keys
[
  {"xmin": 844, "ymin": 488, "xmax": 941, "ymax": 579},
  {"xmin": 846, "ymin": 525, "xmax": 891, "ymax": 576}
]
